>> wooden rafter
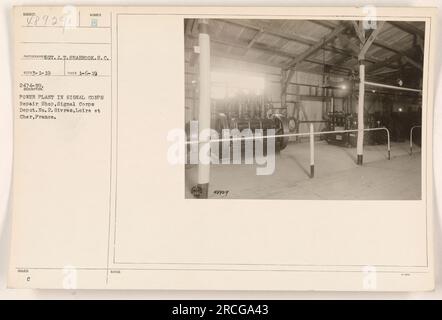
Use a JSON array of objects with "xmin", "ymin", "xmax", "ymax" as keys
[
  {"xmin": 287, "ymin": 25, "xmax": 347, "ymax": 71},
  {"xmin": 282, "ymin": 23, "xmax": 348, "ymax": 93},
  {"xmin": 373, "ymin": 38, "xmax": 422, "ymax": 71},
  {"xmin": 191, "ymin": 19, "xmax": 199, "ymax": 36},
  {"xmin": 209, "ymin": 49, "xmax": 284, "ymax": 69},
  {"xmin": 202, "ymin": 49, "xmax": 348, "ymax": 77},
  {"xmin": 308, "ymin": 20, "xmax": 337, "ymax": 29},
  {"xmin": 219, "ymin": 19, "xmax": 316, "ymax": 46},
  {"xmin": 286, "ymin": 24, "xmax": 347, "ymax": 69},
  {"xmin": 337, "ymin": 33, "xmax": 360, "ymax": 55},
  {"xmin": 359, "ymin": 21, "xmax": 385, "ymax": 59},
  {"xmin": 415, "ymin": 35, "xmax": 424, "ymax": 55},
  {"xmin": 351, "ymin": 21, "xmax": 365, "ymax": 43},
  {"xmin": 187, "ymin": 34, "xmax": 353, "ymax": 73},
  {"xmin": 327, "ymin": 20, "xmax": 423, "ymax": 70},
  {"xmin": 210, "ymin": 20, "xmax": 382, "ymax": 72},
  {"xmin": 247, "ymin": 29, "xmax": 264, "ymax": 49},
  {"xmin": 388, "ymin": 21, "xmax": 425, "ymax": 38},
  {"xmin": 185, "ymin": 19, "xmax": 194, "ymax": 36},
  {"xmin": 217, "ymin": 19, "xmax": 356, "ymax": 60},
  {"xmin": 365, "ymin": 53, "xmax": 402, "ymax": 73}
]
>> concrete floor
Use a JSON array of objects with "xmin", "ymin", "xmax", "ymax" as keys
[{"xmin": 185, "ymin": 141, "xmax": 421, "ymax": 200}]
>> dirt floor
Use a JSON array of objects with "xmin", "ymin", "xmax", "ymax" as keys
[{"xmin": 185, "ymin": 141, "xmax": 422, "ymax": 200}]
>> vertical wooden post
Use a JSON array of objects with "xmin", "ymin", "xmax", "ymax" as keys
[
  {"xmin": 197, "ymin": 19, "xmax": 210, "ymax": 198},
  {"xmin": 357, "ymin": 60, "xmax": 365, "ymax": 165},
  {"xmin": 354, "ymin": 20, "xmax": 385, "ymax": 165},
  {"xmin": 356, "ymin": 20, "xmax": 366, "ymax": 166},
  {"xmin": 310, "ymin": 123, "xmax": 315, "ymax": 178}
]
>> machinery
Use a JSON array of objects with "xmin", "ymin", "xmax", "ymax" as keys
[
  {"xmin": 321, "ymin": 112, "xmax": 357, "ymax": 147},
  {"xmin": 319, "ymin": 79, "xmax": 360, "ymax": 147},
  {"xmin": 321, "ymin": 111, "xmax": 387, "ymax": 147},
  {"xmin": 211, "ymin": 93, "xmax": 289, "ymax": 158},
  {"xmin": 319, "ymin": 78, "xmax": 392, "ymax": 147}
]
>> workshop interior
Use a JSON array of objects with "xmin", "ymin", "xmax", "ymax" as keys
[{"xmin": 184, "ymin": 18, "xmax": 424, "ymax": 200}]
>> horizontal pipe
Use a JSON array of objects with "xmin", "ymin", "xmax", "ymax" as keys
[
  {"xmin": 185, "ymin": 127, "xmax": 391, "ymax": 160},
  {"xmin": 364, "ymin": 81, "xmax": 422, "ymax": 93},
  {"xmin": 298, "ymin": 120, "xmax": 329, "ymax": 123},
  {"xmin": 186, "ymin": 127, "xmax": 389, "ymax": 143}
]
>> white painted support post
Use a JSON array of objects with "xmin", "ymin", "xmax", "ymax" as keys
[
  {"xmin": 387, "ymin": 131, "xmax": 391, "ymax": 160},
  {"xmin": 197, "ymin": 19, "xmax": 210, "ymax": 199},
  {"xmin": 357, "ymin": 61, "xmax": 365, "ymax": 165},
  {"xmin": 410, "ymin": 128, "xmax": 414, "ymax": 155},
  {"xmin": 310, "ymin": 123, "xmax": 314, "ymax": 178},
  {"xmin": 410, "ymin": 125, "xmax": 421, "ymax": 155}
]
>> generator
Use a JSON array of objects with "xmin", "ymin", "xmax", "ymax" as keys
[
  {"xmin": 186, "ymin": 93, "xmax": 289, "ymax": 160},
  {"xmin": 321, "ymin": 111, "xmax": 387, "ymax": 147},
  {"xmin": 321, "ymin": 112, "xmax": 358, "ymax": 147},
  {"xmin": 211, "ymin": 94, "xmax": 289, "ymax": 158}
]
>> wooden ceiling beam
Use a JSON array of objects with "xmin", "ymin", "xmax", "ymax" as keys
[
  {"xmin": 282, "ymin": 23, "xmax": 348, "ymax": 93},
  {"xmin": 286, "ymin": 24, "xmax": 347, "ymax": 69},
  {"xmin": 365, "ymin": 53, "xmax": 402, "ymax": 73},
  {"xmin": 185, "ymin": 47, "xmax": 349, "ymax": 78},
  {"xmin": 359, "ymin": 21, "xmax": 385, "ymax": 59},
  {"xmin": 247, "ymin": 29, "xmax": 264, "ymax": 49},
  {"xmin": 210, "ymin": 50, "xmax": 347, "ymax": 76},
  {"xmin": 217, "ymin": 19, "xmax": 356, "ymax": 59},
  {"xmin": 330, "ymin": 20, "xmax": 423, "ymax": 69},
  {"xmin": 337, "ymin": 33, "xmax": 360, "ymax": 55},
  {"xmin": 388, "ymin": 21, "xmax": 425, "ymax": 38},
  {"xmin": 218, "ymin": 19, "xmax": 316, "ymax": 46},
  {"xmin": 372, "ymin": 38, "xmax": 422, "ymax": 71},
  {"xmin": 307, "ymin": 20, "xmax": 337, "ymax": 29},
  {"xmin": 212, "ymin": 50, "xmax": 283, "ymax": 68},
  {"xmin": 187, "ymin": 34, "xmax": 353, "ymax": 72},
  {"xmin": 351, "ymin": 21, "xmax": 366, "ymax": 43},
  {"xmin": 184, "ymin": 19, "xmax": 193, "ymax": 36}
]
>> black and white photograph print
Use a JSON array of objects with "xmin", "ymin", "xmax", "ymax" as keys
[{"xmin": 183, "ymin": 18, "xmax": 425, "ymax": 200}]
